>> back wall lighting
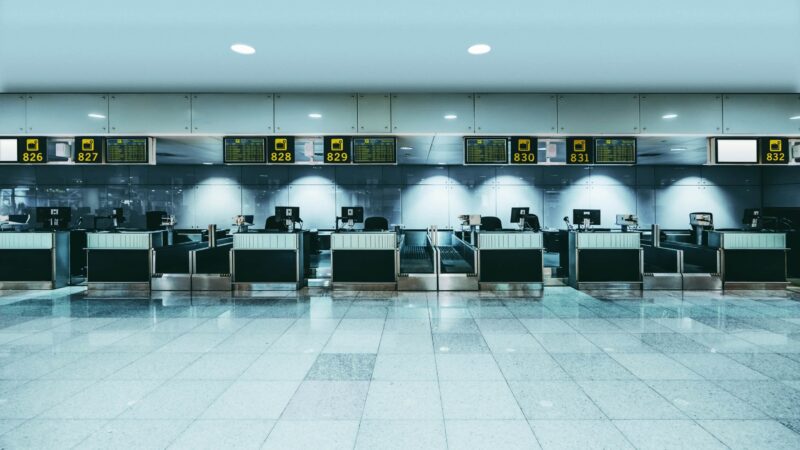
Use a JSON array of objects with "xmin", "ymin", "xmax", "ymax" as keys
[
  {"xmin": 230, "ymin": 43, "xmax": 256, "ymax": 55},
  {"xmin": 467, "ymin": 44, "xmax": 491, "ymax": 55}
]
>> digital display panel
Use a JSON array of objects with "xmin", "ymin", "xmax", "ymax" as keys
[
  {"xmin": 594, "ymin": 138, "xmax": 636, "ymax": 164},
  {"xmin": 74, "ymin": 137, "xmax": 103, "ymax": 164},
  {"xmin": 716, "ymin": 138, "xmax": 758, "ymax": 164},
  {"xmin": 324, "ymin": 136, "xmax": 351, "ymax": 164},
  {"xmin": 18, "ymin": 137, "xmax": 47, "ymax": 164},
  {"xmin": 223, "ymin": 137, "xmax": 266, "ymax": 164},
  {"xmin": 510, "ymin": 137, "xmax": 537, "ymax": 164},
  {"xmin": 760, "ymin": 138, "xmax": 789, "ymax": 165},
  {"xmin": 0, "ymin": 138, "xmax": 18, "ymax": 162},
  {"xmin": 464, "ymin": 137, "xmax": 508, "ymax": 165},
  {"xmin": 352, "ymin": 137, "xmax": 397, "ymax": 164},
  {"xmin": 268, "ymin": 137, "xmax": 295, "ymax": 164},
  {"xmin": 105, "ymin": 138, "xmax": 149, "ymax": 164},
  {"xmin": 566, "ymin": 137, "xmax": 593, "ymax": 164}
]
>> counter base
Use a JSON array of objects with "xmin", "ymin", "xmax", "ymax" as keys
[
  {"xmin": 724, "ymin": 281, "xmax": 789, "ymax": 290},
  {"xmin": 682, "ymin": 273, "xmax": 723, "ymax": 290},
  {"xmin": 480, "ymin": 282, "xmax": 542, "ymax": 292},
  {"xmin": 439, "ymin": 274, "xmax": 479, "ymax": 291},
  {"xmin": 88, "ymin": 282, "xmax": 150, "ymax": 292},
  {"xmin": 333, "ymin": 282, "xmax": 396, "ymax": 291},
  {"xmin": 0, "ymin": 281, "xmax": 56, "ymax": 290},
  {"xmin": 151, "ymin": 274, "xmax": 191, "ymax": 291},
  {"xmin": 398, "ymin": 274, "xmax": 437, "ymax": 291},
  {"xmin": 192, "ymin": 274, "xmax": 232, "ymax": 291},
  {"xmin": 576, "ymin": 282, "xmax": 642, "ymax": 290},
  {"xmin": 643, "ymin": 273, "xmax": 683, "ymax": 290}
]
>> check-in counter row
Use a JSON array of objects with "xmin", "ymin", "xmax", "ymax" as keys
[
  {"xmin": 644, "ymin": 231, "xmax": 788, "ymax": 290},
  {"xmin": 0, "ymin": 232, "xmax": 70, "ymax": 289}
]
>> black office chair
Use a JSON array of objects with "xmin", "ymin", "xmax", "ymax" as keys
[
  {"xmin": 481, "ymin": 216, "xmax": 502, "ymax": 231},
  {"xmin": 265, "ymin": 215, "xmax": 284, "ymax": 231},
  {"xmin": 364, "ymin": 216, "xmax": 389, "ymax": 231},
  {"xmin": 524, "ymin": 214, "xmax": 541, "ymax": 232}
]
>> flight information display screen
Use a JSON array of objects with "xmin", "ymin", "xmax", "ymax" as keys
[
  {"xmin": 510, "ymin": 137, "xmax": 537, "ymax": 164},
  {"xmin": 18, "ymin": 137, "xmax": 47, "ymax": 164},
  {"xmin": 594, "ymin": 138, "xmax": 636, "ymax": 164},
  {"xmin": 223, "ymin": 137, "xmax": 266, "ymax": 164},
  {"xmin": 464, "ymin": 137, "xmax": 508, "ymax": 165},
  {"xmin": 566, "ymin": 137, "xmax": 593, "ymax": 164},
  {"xmin": 760, "ymin": 138, "xmax": 789, "ymax": 164},
  {"xmin": 74, "ymin": 137, "xmax": 103, "ymax": 164},
  {"xmin": 324, "ymin": 136, "xmax": 351, "ymax": 164},
  {"xmin": 352, "ymin": 137, "xmax": 396, "ymax": 164},
  {"xmin": 105, "ymin": 138, "xmax": 149, "ymax": 164}
]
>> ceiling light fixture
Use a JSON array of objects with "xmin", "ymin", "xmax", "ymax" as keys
[
  {"xmin": 467, "ymin": 44, "xmax": 491, "ymax": 55},
  {"xmin": 400, "ymin": 146, "xmax": 413, "ymax": 150},
  {"xmin": 308, "ymin": 113, "xmax": 322, "ymax": 119},
  {"xmin": 87, "ymin": 113, "xmax": 106, "ymax": 119},
  {"xmin": 443, "ymin": 114, "xmax": 457, "ymax": 120},
  {"xmin": 670, "ymin": 147, "xmax": 687, "ymax": 152},
  {"xmin": 662, "ymin": 113, "xmax": 678, "ymax": 119},
  {"xmin": 230, "ymin": 43, "xmax": 256, "ymax": 55},
  {"xmin": 790, "ymin": 115, "xmax": 800, "ymax": 120},
  {"xmin": 202, "ymin": 162, "xmax": 213, "ymax": 165}
]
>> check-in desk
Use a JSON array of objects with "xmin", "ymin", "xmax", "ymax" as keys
[
  {"xmin": 151, "ymin": 241, "xmax": 208, "ymax": 290},
  {"xmin": 86, "ymin": 231, "xmax": 164, "ymax": 291},
  {"xmin": 0, "ymin": 232, "xmax": 70, "ymax": 289},
  {"xmin": 477, "ymin": 231, "xmax": 543, "ymax": 291},
  {"xmin": 331, "ymin": 232, "xmax": 397, "ymax": 290},
  {"xmin": 398, "ymin": 230, "xmax": 438, "ymax": 291},
  {"xmin": 641, "ymin": 244, "xmax": 684, "ymax": 290},
  {"xmin": 232, "ymin": 232, "xmax": 305, "ymax": 291},
  {"xmin": 708, "ymin": 231, "xmax": 788, "ymax": 289},
  {"xmin": 568, "ymin": 232, "xmax": 642, "ymax": 290}
]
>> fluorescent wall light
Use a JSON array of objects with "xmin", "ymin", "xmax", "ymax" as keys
[
  {"xmin": 790, "ymin": 115, "xmax": 800, "ymax": 120},
  {"xmin": 467, "ymin": 44, "xmax": 491, "ymax": 55},
  {"xmin": 87, "ymin": 113, "xmax": 106, "ymax": 119},
  {"xmin": 443, "ymin": 114, "xmax": 457, "ymax": 120},
  {"xmin": 230, "ymin": 43, "xmax": 256, "ymax": 55},
  {"xmin": 308, "ymin": 113, "xmax": 322, "ymax": 119},
  {"xmin": 661, "ymin": 113, "xmax": 678, "ymax": 119}
]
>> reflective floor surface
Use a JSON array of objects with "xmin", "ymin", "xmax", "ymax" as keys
[{"xmin": 1, "ymin": 286, "xmax": 800, "ymax": 449}]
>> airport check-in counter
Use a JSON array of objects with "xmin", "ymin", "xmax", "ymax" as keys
[
  {"xmin": 435, "ymin": 230, "xmax": 479, "ymax": 291},
  {"xmin": 398, "ymin": 230, "xmax": 437, "ymax": 291},
  {"xmin": 191, "ymin": 238, "xmax": 233, "ymax": 291},
  {"xmin": 86, "ymin": 231, "xmax": 164, "ymax": 290},
  {"xmin": 232, "ymin": 232, "xmax": 305, "ymax": 290},
  {"xmin": 708, "ymin": 231, "xmax": 788, "ymax": 289},
  {"xmin": 477, "ymin": 231, "xmax": 543, "ymax": 291},
  {"xmin": 0, "ymin": 232, "xmax": 70, "ymax": 289},
  {"xmin": 330, "ymin": 232, "xmax": 397, "ymax": 290},
  {"xmin": 568, "ymin": 232, "xmax": 642, "ymax": 289}
]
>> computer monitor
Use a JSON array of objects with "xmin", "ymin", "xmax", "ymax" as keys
[
  {"xmin": 572, "ymin": 209, "xmax": 601, "ymax": 226},
  {"xmin": 510, "ymin": 207, "xmax": 530, "ymax": 224},
  {"xmin": 35, "ymin": 207, "xmax": 71, "ymax": 229},
  {"xmin": 341, "ymin": 207, "xmax": 364, "ymax": 224},
  {"xmin": 243, "ymin": 215, "xmax": 254, "ymax": 225},
  {"xmin": 275, "ymin": 206, "xmax": 300, "ymax": 223},
  {"xmin": 743, "ymin": 208, "xmax": 761, "ymax": 229}
]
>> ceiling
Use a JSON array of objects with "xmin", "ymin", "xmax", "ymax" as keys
[
  {"xmin": 1, "ymin": 0, "xmax": 799, "ymax": 93},
  {"xmin": 155, "ymin": 135, "xmax": 711, "ymax": 165}
]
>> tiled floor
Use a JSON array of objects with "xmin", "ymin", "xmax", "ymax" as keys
[{"xmin": 1, "ymin": 286, "xmax": 800, "ymax": 449}]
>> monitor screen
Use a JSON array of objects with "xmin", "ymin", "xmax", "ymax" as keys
[
  {"xmin": 510, "ymin": 207, "xmax": 530, "ymax": 223},
  {"xmin": 352, "ymin": 137, "xmax": 396, "ymax": 164},
  {"xmin": 223, "ymin": 137, "xmax": 266, "ymax": 164},
  {"xmin": 594, "ymin": 138, "xmax": 636, "ymax": 164},
  {"xmin": 0, "ymin": 138, "xmax": 18, "ymax": 162},
  {"xmin": 716, "ymin": 139, "xmax": 758, "ymax": 163},
  {"xmin": 572, "ymin": 209, "xmax": 601, "ymax": 225},
  {"xmin": 275, "ymin": 206, "xmax": 300, "ymax": 222},
  {"xmin": 341, "ymin": 206, "xmax": 364, "ymax": 223},
  {"xmin": 105, "ymin": 138, "xmax": 149, "ymax": 164},
  {"xmin": 464, "ymin": 137, "xmax": 508, "ymax": 165}
]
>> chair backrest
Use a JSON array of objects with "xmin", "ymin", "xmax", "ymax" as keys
[
  {"xmin": 364, "ymin": 216, "xmax": 389, "ymax": 231},
  {"xmin": 265, "ymin": 215, "xmax": 282, "ymax": 231},
  {"xmin": 525, "ymin": 214, "xmax": 541, "ymax": 232},
  {"xmin": 481, "ymin": 216, "xmax": 502, "ymax": 231}
]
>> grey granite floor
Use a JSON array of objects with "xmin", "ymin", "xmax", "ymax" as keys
[{"xmin": 1, "ymin": 286, "xmax": 800, "ymax": 449}]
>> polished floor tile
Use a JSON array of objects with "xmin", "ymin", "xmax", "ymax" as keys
[{"xmin": 1, "ymin": 286, "xmax": 800, "ymax": 448}]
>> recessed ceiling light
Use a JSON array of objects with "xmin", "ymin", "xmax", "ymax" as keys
[
  {"xmin": 202, "ymin": 162, "xmax": 213, "ymax": 165},
  {"xmin": 467, "ymin": 44, "xmax": 491, "ymax": 55},
  {"xmin": 87, "ymin": 113, "xmax": 106, "ymax": 119},
  {"xmin": 670, "ymin": 147, "xmax": 687, "ymax": 152},
  {"xmin": 438, "ymin": 162, "xmax": 446, "ymax": 165},
  {"xmin": 790, "ymin": 115, "xmax": 800, "ymax": 120},
  {"xmin": 662, "ymin": 113, "xmax": 678, "ymax": 119},
  {"xmin": 400, "ymin": 146, "xmax": 413, "ymax": 150},
  {"xmin": 230, "ymin": 43, "xmax": 255, "ymax": 55},
  {"xmin": 443, "ymin": 114, "xmax": 457, "ymax": 120},
  {"xmin": 308, "ymin": 113, "xmax": 322, "ymax": 119}
]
